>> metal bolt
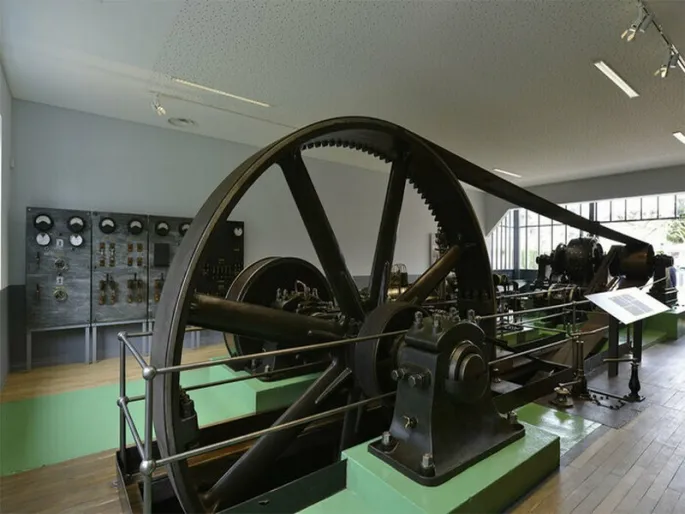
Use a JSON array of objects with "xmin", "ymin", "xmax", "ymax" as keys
[
  {"xmin": 408, "ymin": 373, "xmax": 427, "ymax": 388},
  {"xmin": 414, "ymin": 311, "xmax": 424, "ymax": 327},
  {"xmin": 507, "ymin": 411, "xmax": 518, "ymax": 425},
  {"xmin": 381, "ymin": 431, "xmax": 394, "ymax": 449},
  {"xmin": 467, "ymin": 309, "xmax": 476, "ymax": 322},
  {"xmin": 264, "ymin": 364, "xmax": 272, "ymax": 373},
  {"xmin": 421, "ymin": 453, "xmax": 434, "ymax": 470},
  {"xmin": 391, "ymin": 368, "xmax": 408, "ymax": 382},
  {"xmin": 433, "ymin": 317, "xmax": 442, "ymax": 333},
  {"xmin": 403, "ymin": 416, "xmax": 417, "ymax": 429}
]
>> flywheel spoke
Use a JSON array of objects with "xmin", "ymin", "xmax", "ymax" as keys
[
  {"xmin": 398, "ymin": 245, "xmax": 460, "ymax": 304},
  {"xmin": 280, "ymin": 151, "xmax": 365, "ymax": 321},
  {"xmin": 367, "ymin": 152, "xmax": 408, "ymax": 307},
  {"xmin": 201, "ymin": 357, "xmax": 349, "ymax": 509},
  {"xmin": 188, "ymin": 293, "xmax": 344, "ymax": 346}
]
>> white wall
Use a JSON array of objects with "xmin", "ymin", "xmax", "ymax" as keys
[
  {"xmin": 1, "ymin": 66, "xmax": 11, "ymax": 288},
  {"xmin": 1, "ymin": 63, "xmax": 12, "ymax": 386},
  {"xmin": 10, "ymin": 100, "xmax": 486, "ymax": 284},
  {"xmin": 482, "ymin": 164, "xmax": 685, "ymax": 234}
]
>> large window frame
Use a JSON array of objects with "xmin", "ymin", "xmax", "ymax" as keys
[{"xmin": 489, "ymin": 193, "xmax": 685, "ymax": 275}]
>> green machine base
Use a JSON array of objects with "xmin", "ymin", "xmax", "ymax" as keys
[
  {"xmin": 646, "ymin": 305, "xmax": 685, "ymax": 340},
  {"xmin": 301, "ymin": 423, "xmax": 560, "ymax": 514}
]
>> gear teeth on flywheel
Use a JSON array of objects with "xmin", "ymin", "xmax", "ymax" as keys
[{"xmin": 301, "ymin": 135, "xmax": 463, "ymax": 246}]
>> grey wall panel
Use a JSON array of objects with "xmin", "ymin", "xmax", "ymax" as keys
[
  {"xmin": 8, "ymin": 285, "xmax": 27, "ymax": 369},
  {"xmin": 25, "ymin": 207, "xmax": 92, "ymax": 329},
  {"xmin": 148, "ymin": 215, "xmax": 191, "ymax": 319},
  {"xmin": 0, "ymin": 288, "xmax": 7, "ymax": 388},
  {"xmin": 91, "ymin": 212, "xmax": 148, "ymax": 323}
]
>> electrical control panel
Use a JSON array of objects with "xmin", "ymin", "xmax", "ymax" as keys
[
  {"xmin": 91, "ymin": 212, "xmax": 149, "ymax": 323},
  {"xmin": 195, "ymin": 220, "xmax": 245, "ymax": 297},
  {"xmin": 25, "ymin": 207, "xmax": 92, "ymax": 329},
  {"xmin": 148, "ymin": 215, "xmax": 192, "ymax": 318}
]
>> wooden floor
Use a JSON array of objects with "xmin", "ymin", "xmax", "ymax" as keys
[
  {"xmin": 4, "ymin": 338, "xmax": 685, "ymax": 513},
  {"xmin": 0, "ymin": 343, "xmax": 228, "ymax": 403},
  {"xmin": 513, "ymin": 336, "xmax": 685, "ymax": 514}
]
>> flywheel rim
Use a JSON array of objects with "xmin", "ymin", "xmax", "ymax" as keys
[{"xmin": 151, "ymin": 116, "xmax": 495, "ymax": 513}]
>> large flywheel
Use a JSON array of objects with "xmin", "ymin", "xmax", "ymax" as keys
[{"xmin": 150, "ymin": 117, "xmax": 496, "ymax": 512}]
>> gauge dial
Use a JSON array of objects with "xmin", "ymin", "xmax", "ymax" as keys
[
  {"xmin": 33, "ymin": 214, "xmax": 54, "ymax": 232},
  {"xmin": 68, "ymin": 216, "xmax": 85, "ymax": 233},
  {"xmin": 99, "ymin": 217, "xmax": 117, "ymax": 234},
  {"xmin": 128, "ymin": 219, "xmax": 144, "ymax": 235},
  {"xmin": 69, "ymin": 234, "xmax": 84, "ymax": 248},
  {"xmin": 155, "ymin": 221, "xmax": 170, "ymax": 236},
  {"xmin": 36, "ymin": 233, "xmax": 51, "ymax": 247},
  {"xmin": 233, "ymin": 226, "xmax": 243, "ymax": 237},
  {"xmin": 179, "ymin": 222, "xmax": 190, "ymax": 237}
]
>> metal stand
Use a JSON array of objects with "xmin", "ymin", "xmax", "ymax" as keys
[
  {"xmin": 91, "ymin": 319, "xmax": 146, "ymax": 364},
  {"xmin": 25, "ymin": 324, "xmax": 91, "ymax": 370},
  {"xmin": 607, "ymin": 316, "xmax": 620, "ymax": 378}
]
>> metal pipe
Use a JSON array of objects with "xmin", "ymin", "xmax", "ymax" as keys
[
  {"xmin": 477, "ymin": 299, "xmax": 591, "ymax": 322},
  {"xmin": 118, "ymin": 332, "xmax": 148, "ymax": 370},
  {"xmin": 489, "ymin": 337, "xmax": 572, "ymax": 366},
  {"xmin": 143, "ymin": 378, "xmax": 153, "ymax": 514},
  {"xmin": 156, "ymin": 329, "xmax": 408, "ymax": 375},
  {"xmin": 156, "ymin": 392, "xmax": 395, "ymax": 467},
  {"xmin": 126, "ymin": 325, "xmax": 204, "ymax": 339},
  {"xmin": 188, "ymin": 294, "xmax": 344, "ymax": 346},
  {"xmin": 119, "ymin": 400, "xmax": 145, "ymax": 461},
  {"xmin": 506, "ymin": 322, "xmax": 568, "ymax": 334},
  {"xmin": 398, "ymin": 245, "xmax": 460, "ymax": 304},
  {"xmin": 126, "ymin": 361, "xmax": 328, "ymax": 403},
  {"xmin": 119, "ymin": 333, "xmax": 127, "ymax": 475},
  {"xmin": 573, "ymin": 325, "xmax": 610, "ymax": 337},
  {"xmin": 497, "ymin": 286, "xmax": 580, "ymax": 300}
]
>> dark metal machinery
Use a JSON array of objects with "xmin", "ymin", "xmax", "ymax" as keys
[{"xmin": 140, "ymin": 117, "xmax": 666, "ymax": 513}]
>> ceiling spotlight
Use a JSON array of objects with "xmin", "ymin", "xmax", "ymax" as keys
[
  {"xmin": 151, "ymin": 93, "xmax": 166, "ymax": 116},
  {"xmin": 493, "ymin": 168, "xmax": 522, "ymax": 178},
  {"xmin": 673, "ymin": 132, "xmax": 685, "ymax": 145},
  {"xmin": 655, "ymin": 51, "xmax": 680, "ymax": 78},
  {"xmin": 621, "ymin": 6, "xmax": 650, "ymax": 41}
]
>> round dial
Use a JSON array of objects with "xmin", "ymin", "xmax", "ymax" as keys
[
  {"xmin": 155, "ymin": 221, "xmax": 170, "ymax": 236},
  {"xmin": 36, "ymin": 233, "xmax": 51, "ymax": 247},
  {"xmin": 69, "ymin": 234, "xmax": 84, "ymax": 248},
  {"xmin": 99, "ymin": 217, "xmax": 117, "ymax": 234},
  {"xmin": 53, "ymin": 288, "xmax": 68, "ymax": 302},
  {"xmin": 33, "ymin": 214, "xmax": 54, "ymax": 232},
  {"xmin": 67, "ymin": 216, "xmax": 85, "ymax": 233},
  {"xmin": 233, "ymin": 226, "xmax": 243, "ymax": 237},
  {"xmin": 128, "ymin": 219, "xmax": 144, "ymax": 235},
  {"xmin": 179, "ymin": 222, "xmax": 190, "ymax": 237}
]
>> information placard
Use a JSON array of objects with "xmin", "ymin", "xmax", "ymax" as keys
[{"xmin": 585, "ymin": 287, "xmax": 669, "ymax": 325}]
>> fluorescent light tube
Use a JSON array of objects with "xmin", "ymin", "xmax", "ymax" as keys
[
  {"xmin": 674, "ymin": 132, "xmax": 685, "ymax": 145},
  {"xmin": 493, "ymin": 168, "xmax": 522, "ymax": 178},
  {"xmin": 593, "ymin": 61, "xmax": 640, "ymax": 98},
  {"xmin": 172, "ymin": 78, "xmax": 270, "ymax": 107}
]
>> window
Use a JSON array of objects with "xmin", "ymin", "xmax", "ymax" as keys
[
  {"xmin": 488, "ymin": 192, "xmax": 684, "ymax": 277},
  {"xmin": 642, "ymin": 196, "xmax": 658, "ymax": 219}
]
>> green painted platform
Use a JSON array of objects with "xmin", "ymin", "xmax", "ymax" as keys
[
  {"xmin": 0, "ymin": 363, "xmax": 317, "ymax": 476},
  {"xmin": 646, "ymin": 305, "xmax": 685, "ymax": 340},
  {"xmin": 301, "ymin": 423, "xmax": 560, "ymax": 514},
  {"xmin": 516, "ymin": 403, "xmax": 600, "ymax": 454}
]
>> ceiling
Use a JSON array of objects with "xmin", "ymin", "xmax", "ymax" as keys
[{"xmin": 1, "ymin": 0, "xmax": 684, "ymax": 186}]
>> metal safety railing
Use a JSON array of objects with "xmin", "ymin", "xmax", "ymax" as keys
[
  {"xmin": 117, "ymin": 298, "xmax": 609, "ymax": 513},
  {"xmin": 116, "ymin": 326, "xmax": 403, "ymax": 513}
]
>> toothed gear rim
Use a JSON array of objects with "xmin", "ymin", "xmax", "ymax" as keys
[{"xmin": 151, "ymin": 117, "xmax": 495, "ymax": 513}]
